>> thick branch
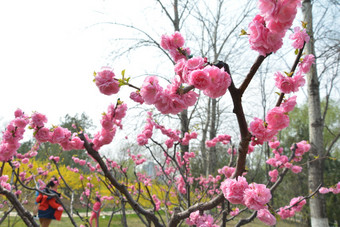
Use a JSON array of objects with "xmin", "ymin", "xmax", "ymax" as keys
[
  {"xmin": 239, "ymin": 55, "xmax": 267, "ymax": 95},
  {"xmin": 78, "ymin": 133, "xmax": 163, "ymax": 227},
  {"xmin": 0, "ymin": 186, "xmax": 39, "ymax": 227}
]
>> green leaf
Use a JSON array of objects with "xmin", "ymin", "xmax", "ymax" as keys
[
  {"xmin": 240, "ymin": 29, "xmax": 248, "ymax": 36},
  {"xmin": 284, "ymin": 71, "xmax": 293, "ymax": 77},
  {"xmin": 121, "ymin": 69, "xmax": 126, "ymax": 78},
  {"xmin": 295, "ymin": 49, "xmax": 299, "ymax": 55}
]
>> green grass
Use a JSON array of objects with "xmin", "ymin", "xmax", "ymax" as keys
[{"xmin": 1, "ymin": 212, "xmax": 307, "ymax": 227}]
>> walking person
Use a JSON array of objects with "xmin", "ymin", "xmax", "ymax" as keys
[
  {"xmin": 89, "ymin": 196, "xmax": 102, "ymax": 227},
  {"xmin": 36, "ymin": 176, "xmax": 64, "ymax": 227}
]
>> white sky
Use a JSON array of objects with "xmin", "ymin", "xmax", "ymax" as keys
[{"xmin": 0, "ymin": 0, "xmax": 163, "ymax": 131}]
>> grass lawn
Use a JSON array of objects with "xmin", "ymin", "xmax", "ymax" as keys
[{"xmin": 2, "ymin": 212, "xmax": 307, "ymax": 227}]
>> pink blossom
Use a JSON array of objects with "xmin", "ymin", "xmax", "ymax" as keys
[
  {"xmin": 35, "ymin": 127, "xmax": 51, "ymax": 143},
  {"xmin": 130, "ymin": 91, "xmax": 144, "ymax": 104},
  {"xmin": 266, "ymin": 107, "xmax": 289, "ymax": 131},
  {"xmin": 266, "ymin": 1, "xmax": 300, "ymax": 33},
  {"xmin": 174, "ymin": 59, "xmax": 186, "ymax": 80},
  {"xmin": 281, "ymin": 96, "xmax": 297, "ymax": 113},
  {"xmin": 95, "ymin": 68, "xmax": 120, "ymax": 95},
  {"xmin": 152, "ymin": 195, "xmax": 161, "ymax": 211},
  {"xmin": 243, "ymin": 183, "xmax": 271, "ymax": 210},
  {"xmin": 293, "ymin": 140, "xmax": 310, "ymax": 157},
  {"xmin": 31, "ymin": 112, "xmax": 48, "ymax": 128},
  {"xmin": 268, "ymin": 169, "xmax": 278, "ymax": 182},
  {"xmin": 176, "ymin": 176, "xmax": 186, "ymax": 194},
  {"xmin": 218, "ymin": 166, "xmax": 235, "ymax": 178},
  {"xmin": 289, "ymin": 27, "xmax": 310, "ymax": 49},
  {"xmin": 22, "ymin": 158, "xmax": 29, "ymax": 164},
  {"xmin": 289, "ymin": 196, "xmax": 306, "ymax": 212},
  {"xmin": 258, "ymin": 0, "xmax": 276, "ymax": 19},
  {"xmin": 319, "ymin": 187, "xmax": 330, "ymax": 194},
  {"xmin": 221, "ymin": 176, "xmax": 248, "ymax": 204},
  {"xmin": 50, "ymin": 126, "xmax": 70, "ymax": 144},
  {"xmin": 160, "ymin": 32, "xmax": 185, "ymax": 50},
  {"xmin": 114, "ymin": 103, "xmax": 127, "ymax": 120},
  {"xmin": 14, "ymin": 109, "xmax": 24, "ymax": 118},
  {"xmin": 299, "ymin": 54, "xmax": 315, "ymax": 74},
  {"xmin": 257, "ymin": 209, "xmax": 276, "ymax": 226},
  {"xmin": 269, "ymin": 139, "xmax": 280, "ymax": 149},
  {"xmin": 248, "ymin": 15, "xmax": 283, "ymax": 56},
  {"xmin": 79, "ymin": 160, "xmax": 86, "ymax": 166},
  {"xmin": 140, "ymin": 76, "xmax": 163, "ymax": 105},
  {"xmin": 291, "ymin": 165, "xmax": 302, "ymax": 173},
  {"xmin": 188, "ymin": 69, "xmax": 210, "ymax": 90},
  {"xmin": 249, "ymin": 117, "xmax": 278, "ymax": 145},
  {"xmin": 186, "ymin": 211, "xmax": 218, "ymax": 227},
  {"xmin": 275, "ymin": 72, "xmax": 294, "ymax": 93},
  {"xmin": 230, "ymin": 208, "xmax": 240, "ymax": 216},
  {"xmin": 203, "ymin": 65, "xmax": 231, "ymax": 99},
  {"xmin": 278, "ymin": 206, "xmax": 295, "ymax": 219}
]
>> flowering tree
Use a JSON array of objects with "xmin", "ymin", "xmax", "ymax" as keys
[{"xmin": 1, "ymin": 0, "xmax": 340, "ymax": 227}]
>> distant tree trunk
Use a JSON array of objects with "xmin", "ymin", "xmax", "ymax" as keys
[
  {"xmin": 302, "ymin": 1, "xmax": 329, "ymax": 226},
  {"xmin": 207, "ymin": 98, "xmax": 217, "ymax": 175},
  {"xmin": 180, "ymin": 109, "xmax": 189, "ymax": 153},
  {"xmin": 201, "ymin": 98, "xmax": 211, "ymax": 175}
]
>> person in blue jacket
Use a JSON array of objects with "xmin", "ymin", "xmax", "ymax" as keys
[{"xmin": 36, "ymin": 177, "xmax": 63, "ymax": 227}]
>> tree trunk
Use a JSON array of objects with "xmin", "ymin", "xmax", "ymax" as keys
[
  {"xmin": 207, "ymin": 98, "xmax": 217, "ymax": 175},
  {"xmin": 302, "ymin": 1, "xmax": 329, "ymax": 226}
]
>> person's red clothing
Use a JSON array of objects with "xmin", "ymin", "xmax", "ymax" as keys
[
  {"xmin": 91, "ymin": 201, "xmax": 101, "ymax": 218},
  {"xmin": 36, "ymin": 189, "xmax": 63, "ymax": 221}
]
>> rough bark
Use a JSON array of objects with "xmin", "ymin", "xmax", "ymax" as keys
[
  {"xmin": 207, "ymin": 98, "xmax": 218, "ymax": 175},
  {"xmin": 302, "ymin": 0, "xmax": 329, "ymax": 226}
]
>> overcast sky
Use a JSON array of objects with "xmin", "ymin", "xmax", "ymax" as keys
[{"xmin": 0, "ymin": 0, "xmax": 165, "ymax": 131}]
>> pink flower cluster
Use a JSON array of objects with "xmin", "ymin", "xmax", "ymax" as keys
[
  {"xmin": 175, "ymin": 59, "xmax": 232, "ymax": 99},
  {"xmin": 249, "ymin": 96, "xmax": 297, "ymax": 145},
  {"xmin": 248, "ymin": 0, "xmax": 301, "ymax": 56},
  {"xmin": 221, "ymin": 177, "xmax": 272, "ymax": 211},
  {"xmin": 92, "ymin": 103, "xmax": 127, "ymax": 151},
  {"xmin": 319, "ymin": 182, "xmax": 340, "ymax": 194},
  {"xmin": 176, "ymin": 175, "xmax": 187, "ymax": 194},
  {"xmin": 152, "ymin": 195, "xmax": 161, "ymax": 211},
  {"xmin": 129, "ymin": 152, "xmax": 147, "ymax": 166},
  {"xmin": 206, "ymin": 134, "xmax": 232, "ymax": 147},
  {"xmin": 186, "ymin": 211, "xmax": 218, "ymax": 227},
  {"xmin": 275, "ymin": 54, "xmax": 315, "ymax": 95},
  {"xmin": 137, "ymin": 173, "xmax": 152, "ymax": 187},
  {"xmin": 274, "ymin": 71, "xmax": 305, "ymax": 94},
  {"xmin": 181, "ymin": 131, "xmax": 198, "ymax": 145},
  {"xmin": 218, "ymin": 166, "xmax": 236, "ymax": 178},
  {"xmin": 49, "ymin": 155, "xmax": 60, "ymax": 163},
  {"xmin": 95, "ymin": 67, "xmax": 120, "ymax": 96},
  {"xmin": 129, "ymin": 91, "xmax": 144, "ymax": 104},
  {"xmin": 137, "ymin": 112, "xmax": 154, "ymax": 146},
  {"xmin": 277, "ymin": 196, "xmax": 306, "ymax": 219},
  {"xmin": 244, "ymin": 183, "xmax": 272, "ymax": 210},
  {"xmin": 0, "ymin": 109, "xmax": 29, "ymax": 162},
  {"xmin": 140, "ymin": 75, "xmax": 198, "ymax": 114},
  {"xmin": 299, "ymin": 54, "xmax": 315, "ymax": 74},
  {"xmin": 137, "ymin": 112, "xmax": 195, "ymax": 150},
  {"xmin": 257, "ymin": 208, "xmax": 276, "ymax": 226},
  {"xmin": 230, "ymin": 207, "xmax": 240, "ymax": 216},
  {"xmin": 292, "ymin": 140, "xmax": 310, "ymax": 161},
  {"xmin": 0, "ymin": 175, "xmax": 11, "ymax": 191},
  {"xmin": 160, "ymin": 32, "xmax": 190, "ymax": 62},
  {"xmin": 289, "ymin": 27, "xmax": 310, "ymax": 49},
  {"xmin": 220, "ymin": 176, "xmax": 249, "ymax": 204}
]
